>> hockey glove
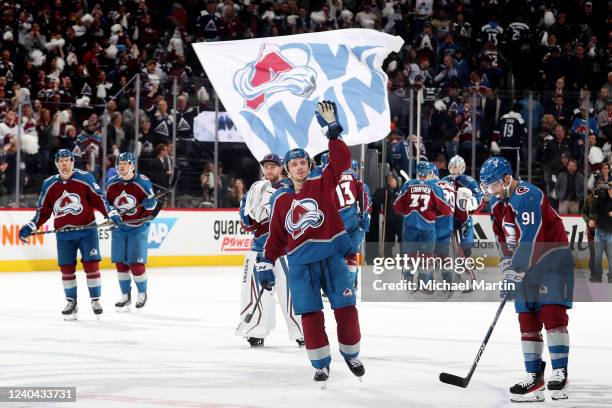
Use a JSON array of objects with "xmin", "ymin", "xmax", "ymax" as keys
[
  {"xmin": 500, "ymin": 268, "xmax": 525, "ymax": 300},
  {"xmin": 19, "ymin": 221, "xmax": 36, "ymax": 243},
  {"xmin": 316, "ymin": 100, "xmax": 343, "ymax": 140},
  {"xmin": 107, "ymin": 208, "xmax": 123, "ymax": 226},
  {"xmin": 498, "ymin": 257, "xmax": 513, "ymax": 275},
  {"xmin": 255, "ymin": 256, "xmax": 275, "ymax": 290},
  {"xmin": 143, "ymin": 197, "xmax": 157, "ymax": 211}
]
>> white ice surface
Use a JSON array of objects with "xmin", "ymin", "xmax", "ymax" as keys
[{"xmin": 0, "ymin": 267, "xmax": 611, "ymax": 408}]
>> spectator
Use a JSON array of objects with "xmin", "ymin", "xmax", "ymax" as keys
[
  {"xmin": 588, "ymin": 163, "xmax": 611, "ymax": 192},
  {"xmin": 589, "ymin": 181, "xmax": 612, "ymax": 282},
  {"xmin": 555, "ymin": 158, "xmax": 585, "ymax": 214},
  {"xmin": 433, "ymin": 154, "xmax": 449, "ymax": 178},
  {"xmin": 137, "ymin": 118, "xmax": 155, "ymax": 157},
  {"xmin": 123, "ymin": 96, "xmax": 146, "ymax": 131},
  {"xmin": 541, "ymin": 124, "xmax": 573, "ymax": 200},
  {"xmin": 105, "ymin": 154, "xmax": 118, "ymax": 185},
  {"xmin": 225, "ymin": 178, "xmax": 246, "ymax": 208},
  {"xmin": 546, "ymin": 94, "xmax": 571, "ymax": 127},
  {"xmin": 149, "ymin": 143, "xmax": 172, "ymax": 192},
  {"xmin": 597, "ymin": 101, "xmax": 612, "ymax": 135},
  {"xmin": 582, "ymin": 188, "xmax": 598, "ymax": 282},
  {"xmin": 200, "ymin": 164, "xmax": 214, "ymax": 207},
  {"xmin": 107, "ymin": 112, "xmax": 131, "ymax": 155}
]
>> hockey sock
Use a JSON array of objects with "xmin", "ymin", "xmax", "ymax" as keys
[
  {"xmin": 60, "ymin": 265, "xmax": 77, "ymax": 299},
  {"xmin": 345, "ymin": 253, "xmax": 359, "ymax": 285},
  {"xmin": 116, "ymin": 263, "xmax": 131, "ymax": 294},
  {"xmin": 130, "ymin": 263, "xmax": 147, "ymax": 293},
  {"xmin": 541, "ymin": 305, "xmax": 570, "ymax": 369},
  {"xmin": 334, "ymin": 306, "xmax": 361, "ymax": 360},
  {"xmin": 302, "ymin": 311, "xmax": 331, "ymax": 369},
  {"xmin": 83, "ymin": 261, "xmax": 101, "ymax": 299},
  {"xmin": 519, "ymin": 312, "xmax": 544, "ymax": 372}
]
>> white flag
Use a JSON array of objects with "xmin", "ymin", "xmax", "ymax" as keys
[{"xmin": 193, "ymin": 29, "xmax": 403, "ymax": 161}]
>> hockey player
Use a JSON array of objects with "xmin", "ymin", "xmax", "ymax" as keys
[
  {"xmin": 106, "ymin": 152, "xmax": 157, "ymax": 312},
  {"xmin": 393, "ymin": 161, "xmax": 453, "ymax": 290},
  {"xmin": 237, "ymin": 153, "xmax": 304, "ymax": 348},
  {"xmin": 18, "ymin": 149, "xmax": 122, "ymax": 320},
  {"xmin": 430, "ymin": 165, "xmax": 456, "ymax": 284},
  {"xmin": 480, "ymin": 156, "xmax": 573, "ymax": 402},
  {"xmin": 320, "ymin": 154, "xmax": 371, "ymax": 288},
  {"xmin": 257, "ymin": 101, "xmax": 363, "ymax": 385},
  {"xmin": 442, "ymin": 155, "xmax": 482, "ymax": 257}
]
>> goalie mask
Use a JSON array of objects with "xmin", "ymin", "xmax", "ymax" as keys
[{"xmin": 448, "ymin": 155, "xmax": 466, "ymax": 179}]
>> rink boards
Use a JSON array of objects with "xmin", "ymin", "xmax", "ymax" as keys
[{"xmin": 0, "ymin": 209, "xmax": 588, "ymax": 272}]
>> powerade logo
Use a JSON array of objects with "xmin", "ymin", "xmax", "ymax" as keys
[{"xmin": 148, "ymin": 218, "xmax": 177, "ymax": 249}]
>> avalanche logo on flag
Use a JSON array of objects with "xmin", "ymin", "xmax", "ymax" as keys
[
  {"xmin": 193, "ymin": 30, "xmax": 404, "ymax": 161},
  {"xmin": 285, "ymin": 198, "xmax": 324, "ymax": 239},
  {"xmin": 234, "ymin": 43, "xmax": 317, "ymax": 111},
  {"xmin": 113, "ymin": 191, "xmax": 137, "ymax": 216},
  {"xmin": 53, "ymin": 191, "xmax": 83, "ymax": 217}
]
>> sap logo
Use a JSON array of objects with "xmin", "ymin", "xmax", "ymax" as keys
[
  {"xmin": 234, "ymin": 43, "xmax": 317, "ymax": 111},
  {"xmin": 54, "ymin": 191, "xmax": 83, "ymax": 217},
  {"xmin": 148, "ymin": 218, "xmax": 177, "ymax": 249},
  {"xmin": 285, "ymin": 198, "xmax": 324, "ymax": 239},
  {"xmin": 114, "ymin": 191, "xmax": 137, "ymax": 216}
]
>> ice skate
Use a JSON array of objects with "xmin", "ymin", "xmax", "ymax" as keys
[
  {"xmin": 345, "ymin": 357, "xmax": 365, "ymax": 380},
  {"xmin": 547, "ymin": 368, "xmax": 569, "ymax": 400},
  {"xmin": 115, "ymin": 293, "xmax": 131, "ymax": 312},
  {"xmin": 91, "ymin": 299, "xmax": 103, "ymax": 318},
  {"xmin": 135, "ymin": 292, "xmax": 147, "ymax": 311},
  {"xmin": 314, "ymin": 366, "xmax": 330, "ymax": 389},
  {"xmin": 509, "ymin": 362, "xmax": 546, "ymax": 402},
  {"xmin": 62, "ymin": 298, "xmax": 78, "ymax": 321},
  {"xmin": 247, "ymin": 337, "xmax": 264, "ymax": 347}
]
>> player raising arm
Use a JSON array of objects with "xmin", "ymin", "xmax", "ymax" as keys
[{"xmin": 258, "ymin": 101, "xmax": 363, "ymax": 386}]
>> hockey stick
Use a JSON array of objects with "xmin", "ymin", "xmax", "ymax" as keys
[
  {"xmin": 235, "ymin": 286, "xmax": 266, "ymax": 335},
  {"xmin": 452, "ymin": 229, "xmax": 477, "ymax": 281},
  {"xmin": 439, "ymin": 297, "xmax": 507, "ymax": 388},
  {"xmin": 33, "ymin": 216, "xmax": 154, "ymax": 236},
  {"xmin": 118, "ymin": 167, "xmax": 180, "ymax": 216},
  {"xmin": 31, "ymin": 169, "xmax": 179, "ymax": 236}
]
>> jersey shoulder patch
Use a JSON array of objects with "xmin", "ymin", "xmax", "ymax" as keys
[{"xmin": 515, "ymin": 185, "xmax": 530, "ymax": 195}]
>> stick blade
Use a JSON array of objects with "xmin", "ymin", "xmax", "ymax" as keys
[{"xmin": 439, "ymin": 372, "xmax": 468, "ymax": 388}]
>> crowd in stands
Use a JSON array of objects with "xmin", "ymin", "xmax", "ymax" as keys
[{"xmin": 0, "ymin": 0, "xmax": 609, "ymax": 212}]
